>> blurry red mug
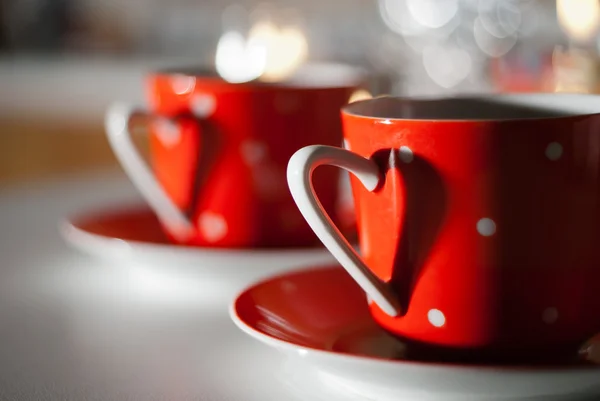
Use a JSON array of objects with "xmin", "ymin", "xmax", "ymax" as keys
[
  {"xmin": 288, "ymin": 94, "xmax": 600, "ymax": 361},
  {"xmin": 105, "ymin": 64, "xmax": 365, "ymax": 248}
]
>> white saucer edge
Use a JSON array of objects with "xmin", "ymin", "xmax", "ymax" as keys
[
  {"xmin": 228, "ymin": 271, "xmax": 600, "ymax": 401},
  {"xmin": 59, "ymin": 216, "xmax": 338, "ymax": 267}
]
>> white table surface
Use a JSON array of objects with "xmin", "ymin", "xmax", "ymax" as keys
[{"xmin": 0, "ymin": 170, "xmax": 358, "ymax": 401}]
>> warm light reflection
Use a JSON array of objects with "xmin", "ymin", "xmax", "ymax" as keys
[
  {"xmin": 348, "ymin": 89, "xmax": 373, "ymax": 104},
  {"xmin": 581, "ymin": 334, "xmax": 600, "ymax": 364},
  {"xmin": 552, "ymin": 47, "xmax": 595, "ymax": 93},
  {"xmin": 215, "ymin": 30, "xmax": 267, "ymax": 83},
  {"xmin": 557, "ymin": 0, "xmax": 600, "ymax": 42},
  {"xmin": 215, "ymin": 20, "xmax": 308, "ymax": 83},
  {"xmin": 250, "ymin": 22, "xmax": 308, "ymax": 82}
]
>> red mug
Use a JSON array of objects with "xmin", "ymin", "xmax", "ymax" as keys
[
  {"xmin": 105, "ymin": 64, "xmax": 365, "ymax": 248},
  {"xmin": 288, "ymin": 94, "xmax": 600, "ymax": 361}
]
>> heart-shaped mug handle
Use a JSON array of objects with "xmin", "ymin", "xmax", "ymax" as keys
[
  {"xmin": 104, "ymin": 103, "xmax": 197, "ymax": 241},
  {"xmin": 287, "ymin": 145, "xmax": 401, "ymax": 316}
]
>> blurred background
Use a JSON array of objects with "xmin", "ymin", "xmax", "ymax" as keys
[{"xmin": 1, "ymin": 0, "xmax": 599, "ymax": 187}]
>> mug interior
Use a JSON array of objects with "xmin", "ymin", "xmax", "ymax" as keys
[
  {"xmin": 156, "ymin": 62, "xmax": 366, "ymax": 89},
  {"xmin": 343, "ymin": 94, "xmax": 600, "ymax": 121}
]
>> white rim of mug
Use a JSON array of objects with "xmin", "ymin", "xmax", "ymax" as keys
[{"xmin": 343, "ymin": 93, "xmax": 600, "ymax": 122}]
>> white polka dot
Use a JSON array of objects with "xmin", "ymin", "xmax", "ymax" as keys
[
  {"xmin": 240, "ymin": 140, "xmax": 268, "ymax": 165},
  {"xmin": 198, "ymin": 212, "xmax": 228, "ymax": 243},
  {"xmin": 428, "ymin": 309, "xmax": 446, "ymax": 328},
  {"xmin": 154, "ymin": 119, "xmax": 180, "ymax": 148},
  {"xmin": 477, "ymin": 218, "xmax": 496, "ymax": 237},
  {"xmin": 545, "ymin": 142, "xmax": 563, "ymax": 161},
  {"xmin": 542, "ymin": 307, "xmax": 559, "ymax": 324},
  {"xmin": 399, "ymin": 146, "xmax": 414, "ymax": 163},
  {"xmin": 343, "ymin": 139, "xmax": 351, "ymax": 151},
  {"xmin": 191, "ymin": 93, "xmax": 216, "ymax": 118},
  {"xmin": 170, "ymin": 75, "xmax": 196, "ymax": 95},
  {"xmin": 366, "ymin": 294, "xmax": 374, "ymax": 305}
]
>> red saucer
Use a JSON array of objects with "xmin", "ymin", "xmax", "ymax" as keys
[
  {"xmin": 231, "ymin": 266, "xmax": 600, "ymax": 399},
  {"xmin": 66, "ymin": 203, "xmax": 357, "ymax": 249},
  {"xmin": 60, "ymin": 204, "xmax": 343, "ymax": 281},
  {"xmin": 70, "ymin": 204, "xmax": 170, "ymax": 244}
]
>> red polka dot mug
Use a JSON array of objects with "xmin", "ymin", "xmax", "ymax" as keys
[
  {"xmin": 287, "ymin": 94, "xmax": 600, "ymax": 362},
  {"xmin": 104, "ymin": 64, "xmax": 365, "ymax": 248}
]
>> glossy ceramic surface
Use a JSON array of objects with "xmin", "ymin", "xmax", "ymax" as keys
[
  {"xmin": 231, "ymin": 266, "xmax": 600, "ymax": 400},
  {"xmin": 106, "ymin": 63, "xmax": 364, "ymax": 248},
  {"xmin": 287, "ymin": 94, "xmax": 600, "ymax": 357},
  {"xmin": 60, "ymin": 203, "xmax": 341, "ymax": 287}
]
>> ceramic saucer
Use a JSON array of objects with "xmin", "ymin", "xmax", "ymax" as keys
[
  {"xmin": 230, "ymin": 266, "xmax": 600, "ymax": 401},
  {"xmin": 60, "ymin": 204, "xmax": 340, "ymax": 285}
]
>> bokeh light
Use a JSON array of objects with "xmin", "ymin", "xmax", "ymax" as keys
[
  {"xmin": 215, "ymin": 7, "xmax": 308, "ymax": 84},
  {"xmin": 348, "ymin": 89, "xmax": 373, "ymax": 104},
  {"xmin": 422, "ymin": 44, "xmax": 472, "ymax": 88},
  {"xmin": 248, "ymin": 21, "xmax": 308, "ymax": 82},
  {"xmin": 406, "ymin": 0, "xmax": 458, "ymax": 29},
  {"xmin": 557, "ymin": 0, "xmax": 600, "ymax": 43},
  {"xmin": 474, "ymin": 17, "xmax": 518, "ymax": 57},
  {"xmin": 215, "ymin": 30, "xmax": 266, "ymax": 83},
  {"xmin": 478, "ymin": 0, "xmax": 522, "ymax": 38}
]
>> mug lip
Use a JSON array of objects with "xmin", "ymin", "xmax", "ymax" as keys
[
  {"xmin": 342, "ymin": 93, "xmax": 600, "ymax": 122},
  {"xmin": 151, "ymin": 61, "xmax": 368, "ymax": 91}
]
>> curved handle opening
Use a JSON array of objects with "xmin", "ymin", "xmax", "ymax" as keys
[
  {"xmin": 287, "ymin": 145, "xmax": 401, "ymax": 317},
  {"xmin": 105, "ymin": 102, "xmax": 195, "ymax": 241}
]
